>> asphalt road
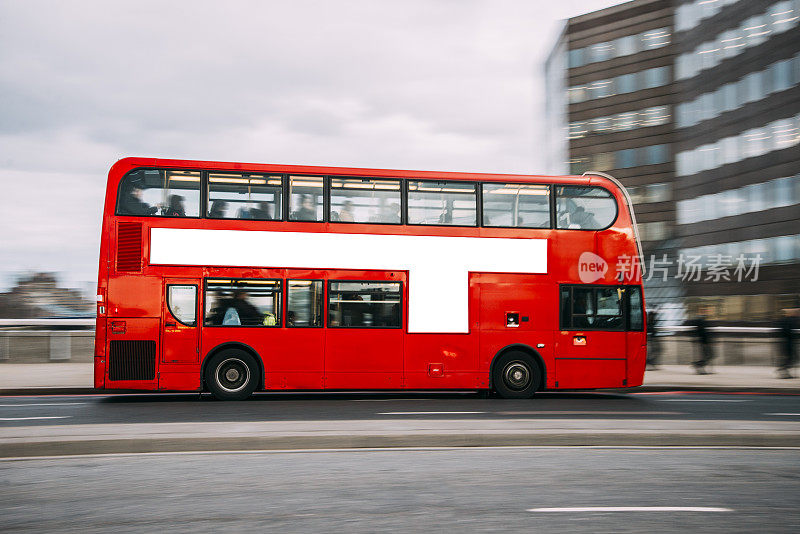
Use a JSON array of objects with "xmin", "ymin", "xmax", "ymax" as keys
[
  {"xmin": 0, "ymin": 391, "xmax": 799, "ymax": 427},
  {"xmin": 2, "ymin": 447, "xmax": 799, "ymax": 533}
]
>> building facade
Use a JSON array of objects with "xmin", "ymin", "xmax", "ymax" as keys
[
  {"xmin": 546, "ymin": 0, "xmax": 800, "ymax": 323},
  {"xmin": 673, "ymin": 0, "xmax": 800, "ymax": 322}
]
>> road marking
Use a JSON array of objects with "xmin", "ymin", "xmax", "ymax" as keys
[
  {"xmin": 527, "ymin": 506, "xmax": 733, "ymax": 513},
  {"xmin": 497, "ymin": 411, "xmax": 682, "ymax": 415},
  {"xmin": 0, "ymin": 416, "xmax": 71, "ymax": 421},
  {"xmin": 350, "ymin": 399, "xmax": 433, "ymax": 402},
  {"xmin": 0, "ymin": 403, "xmax": 87, "ymax": 407},
  {"xmin": 377, "ymin": 411, "xmax": 486, "ymax": 415},
  {"xmin": 657, "ymin": 399, "xmax": 749, "ymax": 403},
  {"xmin": 765, "ymin": 413, "xmax": 800, "ymax": 416},
  {"xmin": 3, "ymin": 446, "xmax": 800, "ymax": 462}
]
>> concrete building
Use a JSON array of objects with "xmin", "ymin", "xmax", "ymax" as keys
[{"xmin": 545, "ymin": 0, "xmax": 800, "ymax": 323}]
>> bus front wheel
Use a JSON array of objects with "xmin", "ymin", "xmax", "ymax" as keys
[
  {"xmin": 492, "ymin": 351, "xmax": 541, "ymax": 399},
  {"xmin": 205, "ymin": 349, "xmax": 259, "ymax": 401}
]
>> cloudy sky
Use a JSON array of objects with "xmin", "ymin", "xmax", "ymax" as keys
[{"xmin": 0, "ymin": 0, "xmax": 622, "ymax": 292}]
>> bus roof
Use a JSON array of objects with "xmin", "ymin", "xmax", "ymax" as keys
[{"xmin": 109, "ymin": 157, "xmax": 602, "ymax": 187}]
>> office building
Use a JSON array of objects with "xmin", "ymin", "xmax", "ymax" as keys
[{"xmin": 545, "ymin": 0, "xmax": 800, "ymax": 322}]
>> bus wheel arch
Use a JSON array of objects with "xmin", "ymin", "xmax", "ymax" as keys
[
  {"xmin": 202, "ymin": 342, "xmax": 264, "ymax": 398},
  {"xmin": 489, "ymin": 344, "xmax": 546, "ymax": 398}
]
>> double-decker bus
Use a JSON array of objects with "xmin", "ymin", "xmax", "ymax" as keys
[{"xmin": 94, "ymin": 157, "xmax": 646, "ymax": 400}]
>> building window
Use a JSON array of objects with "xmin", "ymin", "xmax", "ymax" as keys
[{"xmin": 676, "ymin": 2, "xmax": 799, "ymax": 80}]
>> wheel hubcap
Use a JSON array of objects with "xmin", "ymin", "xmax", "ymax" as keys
[
  {"xmin": 215, "ymin": 358, "xmax": 250, "ymax": 393},
  {"xmin": 503, "ymin": 361, "xmax": 531, "ymax": 390}
]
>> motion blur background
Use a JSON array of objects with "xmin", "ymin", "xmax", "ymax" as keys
[{"xmin": 0, "ymin": 0, "xmax": 798, "ymax": 327}]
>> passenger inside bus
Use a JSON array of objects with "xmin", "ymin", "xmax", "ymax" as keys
[
  {"xmin": 338, "ymin": 201, "xmax": 355, "ymax": 222},
  {"xmin": 248, "ymin": 201, "xmax": 274, "ymax": 220},
  {"xmin": 380, "ymin": 202, "xmax": 401, "ymax": 223},
  {"xmin": 292, "ymin": 195, "xmax": 318, "ymax": 221},
  {"xmin": 164, "ymin": 195, "xmax": 186, "ymax": 217},
  {"xmin": 438, "ymin": 199, "xmax": 454, "ymax": 224},
  {"xmin": 212, "ymin": 290, "xmax": 264, "ymax": 326},
  {"xmin": 570, "ymin": 206, "xmax": 599, "ymax": 229},
  {"xmin": 208, "ymin": 199, "xmax": 228, "ymax": 218},
  {"xmin": 119, "ymin": 184, "xmax": 158, "ymax": 216},
  {"xmin": 560, "ymin": 198, "xmax": 599, "ymax": 230},
  {"xmin": 572, "ymin": 291, "xmax": 596, "ymax": 328}
]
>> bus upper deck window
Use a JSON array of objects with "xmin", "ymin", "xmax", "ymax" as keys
[
  {"xmin": 208, "ymin": 173, "xmax": 283, "ymax": 220},
  {"xmin": 556, "ymin": 185, "xmax": 617, "ymax": 230},
  {"xmin": 330, "ymin": 177, "xmax": 401, "ymax": 224},
  {"xmin": 407, "ymin": 180, "xmax": 477, "ymax": 226},
  {"xmin": 482, "ymin": 183, "xmax": 550, "ymax": 228},
  {"xmin": 289, "ymin": 176, "xmax": 324, "ymax": 222},
  {"xmin": 117, "ymin": 169, "xmax": 201, "ymax": 218}
]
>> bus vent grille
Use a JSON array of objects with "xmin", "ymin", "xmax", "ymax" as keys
[
  {"xmin": 108, "ymin": 340, "xmax": 156, "ymax": 381},
  {"xmin": 117, "ymin": 222, "xmax": 143, "ymax": 272}
]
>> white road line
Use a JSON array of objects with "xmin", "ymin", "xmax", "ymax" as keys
[
  {"xmin": 377, "ymin": 411, "xmax": 486, "ymax": 415},
  {"xmin": 657, "ymin": 399, "xmax": 749, "ymax": 403},
  {"xmin": 527, "ymin": 506, "xmax": 733, "ymax": 513},
  {"xmin": 0, "ymin": 403, "xmax": 87, "ymax": 407},
  {"xmin": 497, "ymin": 411, "xmax": 682, "ymax": 415},
  {"xmin": 765, "ymin": 413, "xmax": 800, "ymax": 416},
  {"xmin": 0, "ymin": 416, "xmax": 71, "ymax": 421}
]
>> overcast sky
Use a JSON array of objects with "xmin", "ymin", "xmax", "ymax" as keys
[{"xmin": 0, "ymin": 0, "xmax": 623, "ymax": 292}]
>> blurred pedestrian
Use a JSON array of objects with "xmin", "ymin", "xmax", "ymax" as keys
[
  {"xmin": 689, "ymin": 310, "xmax": 714, "ymax": 374},
  {"xmin": 646, "ymin": 307, "xmax": 660, "ymax": 370},
  {"xmin": 777, "ymin": 308, "xmax": 799, "ymax": 379}
]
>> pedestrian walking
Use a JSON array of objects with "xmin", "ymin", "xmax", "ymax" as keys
[
  {"xmin": 689, "ymin": 311, "xmax": 714, "ymax": 374},
  {"xmin": 777, "ymin": 308, "xmax": 799, "ymax": 379},
  {"xmin": 646, "ymin": 307, "xmax": 661, "ymax": 370}
]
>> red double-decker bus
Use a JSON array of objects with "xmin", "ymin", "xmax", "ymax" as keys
[{"xmin": 94, "ymin": 157, "xmax": 646, "ymax": 400}]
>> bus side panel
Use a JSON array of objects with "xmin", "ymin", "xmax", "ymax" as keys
[
  {"xmin": 627, "ymin": 331, "xmax": 647, "ymax": 387},
  {"xmin": 158, "ymin": 365, "xmax": 202, "ymax": 391},
  {"xmin": 403, "ymin": 334, "xmax": 481, "ymax": 389},
  {"xmin": 94, "ymin": 317, "xmax": 107, "ymax": 389},
  {"xmin": 404, "ymin": 281, "xmax": 481, "ymax": 389},
  {"xmin": 107, "ymin": 275, "xmax": 162, "ymax": 318},
  {"xmin": 477, "ymin": 279, "xmax": 557, "ymax": 389},
  {"xmin": 555, "ymin": 358, "xmax": 626, "ymax": 389},
  {"xmin": 104, "ymin": 317, "xmax": 160, "ymax": 391}
]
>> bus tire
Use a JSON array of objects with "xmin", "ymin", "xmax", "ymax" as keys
[
  {"xmin": 205, "ymin": 349, "xmax": 259, "ymax": 401},
  {"xmin": 492, "ymin": 351, "xmax": 541, "ymax": 399}
]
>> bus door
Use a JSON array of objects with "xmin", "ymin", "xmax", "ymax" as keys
[
  {"xmin": 555, "ymin": 285, "xmax": 627, "ymax": 388},
  {"xmin": 161, "ymin": 278, "xmax": 200, "ymax": 365},
  {"xmin": 324, "ymin": 276, "xmax": 404, "ymax": 389},
  {"xmin": 625, "ymin": 286, "xmax": 646, "ymax": 384}
]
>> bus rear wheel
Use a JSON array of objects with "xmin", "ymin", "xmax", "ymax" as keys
[
  {"xmin": 492, "ymin": 351, "xmax": 541, "ymax": 399},
  {"xmin": 205, "ymin": 349, "xmax": 259, "ymax": 401}
]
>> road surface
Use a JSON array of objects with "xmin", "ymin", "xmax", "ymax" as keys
[{"xmin": 2, "ymin": 447, "xmax": 799, "ymax": 532}]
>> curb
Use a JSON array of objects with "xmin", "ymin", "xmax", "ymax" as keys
[
  {"xmin": 2, "ymin": 432, "xmax": 799, "ymax": 458},
  {"xmin": 2, "ymin": 386, "xmax": 800, "ymax": 396}
]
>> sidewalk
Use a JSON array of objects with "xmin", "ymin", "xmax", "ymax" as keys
[{"xmin": 1, "ymin": 362, "xmax": 798, "ymax": 394}]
